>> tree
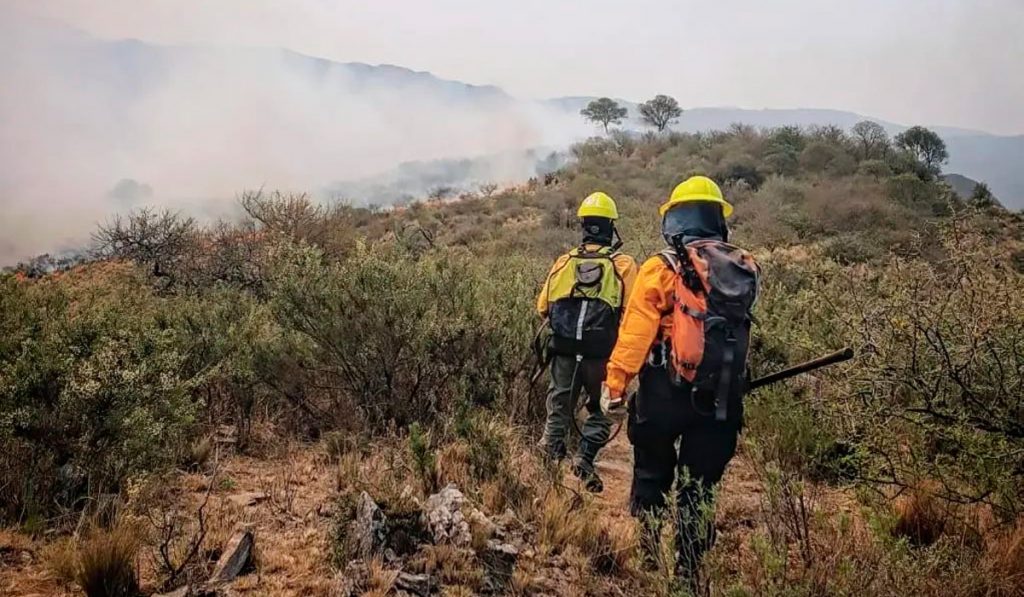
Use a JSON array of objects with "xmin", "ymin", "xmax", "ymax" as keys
[
  {"xmin": 638, "ymin": 94, "xmax": 682, "ymax": 132},
  {"xmin": 580, "ymin": 97, "xmax": 627, "ymax": 133},
  {"xmin": 969, "ymin": 182, "xmax": 999, "ymax": 209},
  {"xmin": 851, "ymin": 120, "xmax": 889, "ymax": 161},
  {"xmin": 427, "ymin": 186, "xmax": 454, "ymax": 202},
  {"xmin": 478, "ymin": 182, "xmax": 498, "ymax": 198},
  {"xmin": 764, "ymin": 126, "xmax": 806, "ymax": 176},
  {"xmin": 895, "ymin": 126, "xmax": 948, "ymax": 176}
]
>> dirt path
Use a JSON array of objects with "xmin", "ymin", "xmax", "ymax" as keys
[{"xmin": 584, "ymin": 431, "xmax": 763, "ymax": 523}]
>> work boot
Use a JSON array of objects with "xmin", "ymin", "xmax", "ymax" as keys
[
  {"xmin": 536, "ymin": 437, "xmax": 565, "ymax": 465},
  {"xmin": 571, "ymin": 461, "xmax": 603, "ymax": 493}
]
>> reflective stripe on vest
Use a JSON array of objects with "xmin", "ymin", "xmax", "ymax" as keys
[{"xmin": 576, "ymin": 300, "xmax": 589, "ymax": 341}]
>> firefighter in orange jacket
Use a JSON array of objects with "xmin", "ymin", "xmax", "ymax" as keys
[
  {"xmin": 537, "ymin": 192, "xmax": 637, "ymax": 492},
  {"xmin": 601, "ymin": 176, "xmax": 758, "ymax": 584}
]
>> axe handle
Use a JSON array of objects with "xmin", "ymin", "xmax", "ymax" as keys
[{"xmin": 748, "ymin": 347, "xmax": 854, "ymax": 391}]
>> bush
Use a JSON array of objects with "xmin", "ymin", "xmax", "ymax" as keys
[
  {"xmin": 843, "ymin": 222, "xmax": 1024, "ymax": 517},
  {"xmin": 763, "ymin": 219, "xmax": 1024, "ymax": 518},
  {"xmin": 266, "ymin": 240, "xmax": 535, "ymax": 431},
  {"xmin": 0, "ymin": 267, "xmax": 203, "ymax": 521},
  {"xmin": 409, "ymin": 422, "xmax": 439, "ymax": 494}
]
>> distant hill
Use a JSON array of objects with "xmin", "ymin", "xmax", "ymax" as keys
[{"xmin": 943, "ymin": 173, "xmax": 983, "ymax": 200}]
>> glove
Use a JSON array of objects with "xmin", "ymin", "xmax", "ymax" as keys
[{"xmin": 600, "ymin": 383, "xmax": 628, "ymax": 422}]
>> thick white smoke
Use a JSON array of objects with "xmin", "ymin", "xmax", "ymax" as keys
[{"xmin": 0, "ymin": 11, "xmax": 588, "ymax": 264}]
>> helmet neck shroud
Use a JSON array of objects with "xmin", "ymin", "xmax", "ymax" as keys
[
  {"xmin": 581, "ymin": 216, "xmax": 616, "ymax": 247},
  {"xmin": 661, "ymin": 201, "xmax": 728, "ymax": 247}
]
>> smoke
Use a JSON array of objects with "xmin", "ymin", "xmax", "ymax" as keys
[
  {"xmin": 0, "ymin": 11, "xmax": 587, "ymax": 264},
  {"xmin": 328, "ymin": 148, "xmax": 570, "ymax": 206}
]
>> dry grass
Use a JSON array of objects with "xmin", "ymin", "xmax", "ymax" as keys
[
  {"xmin": 44, "ymin": 521, "xmax": 143, "ymax": 597},
  {"xmin": 590, "ymin": 522, "xmax": 637, "ymax": 576},
  {"xmin": 416, "ymin": 544, "xmax": 484, "ymax": 588},
  {"xmin": 42, "ymin": 536, "xmax": 79, "ymax": 587},
  {"xmin": 322, "ymin": 430, "xmax": 364, "ymax": 463},
  {"xmin": 441, "ymin": 585, "xmax": 477, "ymax": 597},
  {"xmin": 437, "ymin": 441, "xmax": 475, "ymax": 489},
  {"xmin": 509, "ymin": 563, "xmax": 540, "ymax": 596},
  {"xmin": 178, "ymin": 436, "xmax": 213, "ymax": 472},
  {"xmin": 981, "ymin": 519, "xmax": 1024, "ymax": 596},
  {"xmin": 892, "ymin": 483, "xmax": 949, "ymax": 546},
  {"xmin": 364, "ymin": 557, "xmax": 399, "ymax": 597},
  {"xmin": 535, "ymin": 489, "xmax": 602, "ymax": 557}
]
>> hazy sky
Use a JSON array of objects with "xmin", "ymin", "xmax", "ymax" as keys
[{"xmin": 12, "ymin": 0, "xmax": 1024, "ymax": 135}]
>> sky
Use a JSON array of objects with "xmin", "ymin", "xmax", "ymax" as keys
[{"xmin": 9, "ymin": 0, "xmax": 1024, "ymax": 136}]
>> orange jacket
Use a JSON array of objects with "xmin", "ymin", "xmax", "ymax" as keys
[
  {"xmin": 604, "ymin": 255, "xmax": 679, "ymax": 397},
  {"xmin": 536, "ymin": 244, "xmax": 638, "ymax": 317}
]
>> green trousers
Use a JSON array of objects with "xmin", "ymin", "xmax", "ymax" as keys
[{"xmin": 538, "ymin": 354, "xmax": 612, "ymax": 472}]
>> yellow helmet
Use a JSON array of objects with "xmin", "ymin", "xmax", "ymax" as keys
[
  {"xmin": 577, "ymin": 191, "xmax": 619, "ymax": 220},
  {"xmin": 659, "ymin": 176, "xmax": 733, "ymax": 218}
]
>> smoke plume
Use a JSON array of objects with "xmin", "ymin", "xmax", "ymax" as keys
[{"xmin": 0, "ymin": 11, "xmax": 586, "ymax": 264}]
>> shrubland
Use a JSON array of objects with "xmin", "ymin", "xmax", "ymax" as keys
[{"xmin": 2, "ymin": 124, "xmax": 1023, "ymax": 595}]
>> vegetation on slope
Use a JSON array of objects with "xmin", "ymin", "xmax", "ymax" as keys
[{"xmin": 2, "ymin": 125, "xmax": 1023, "ymax": 595}]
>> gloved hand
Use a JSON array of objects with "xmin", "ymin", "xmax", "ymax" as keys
[{"xmin": 600, "ymin": 383, "xmax": 628, "ymax": 422}]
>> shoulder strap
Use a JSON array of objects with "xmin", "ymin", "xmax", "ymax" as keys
[
  {"xmin": 660, "ymin": 247, "xmax": 704, "ymax": 295},
  {"xmin": 575, "ymin": 244, "xmax": 616, "ymax": 260},
  {"xmin": 658, "ymin": 249, "xmax": 680, "ymax": 272}
]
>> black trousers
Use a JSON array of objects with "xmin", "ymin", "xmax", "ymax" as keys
[{"xmin": 627, "ymin": 364, "xmax": 741, "ymax": 576}]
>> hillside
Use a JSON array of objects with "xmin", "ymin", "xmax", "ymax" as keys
[
  {"xmin": 2, "ymin": 127, "xmax": 1023, "ymax": 596},
  {"xmin": 545, "ymin": 99, "xmax": 1024, "ymax": 208}
]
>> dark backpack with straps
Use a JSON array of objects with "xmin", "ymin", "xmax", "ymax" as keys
[
  {"xmin": 660, "ymin": 239, "xmax": 759, "ymax": 421},
  {"xmin": 545, "ymin": 246, "xmax": 625, "ymax": 359}
]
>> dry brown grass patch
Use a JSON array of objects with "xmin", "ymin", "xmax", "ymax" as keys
[
  {"xmin": 591, "ymin": 521, "xmax": 637, "ymax": 576},
  {"xmin": 178, "ymin": 436, "xmax": 214, "ymax": 472},
  {"xmin": 364, "ymin": 557, "xmax": 400, "ymax": 597},
  {"xmin": 437, "ymin": 441, "xmax": 474, "ymax": 489},
  {"xmin": 416, "ymin": 544, "xmax": 484, "ymax": 588},
  {"xmin": 42, "ymin": 535, "xmax": 78, "ymax": 586},
  {"xmin": 982, "ymin": 519, "xmax": 1024, "ymax": 595},
  {"xmin": 892, "ymin": 483, "xmax": 949, "ymax": 546},
  {"xmin": 442, "ymin": 585, "xmax": 477, "ymax": 597},
  {"xmin": 535, "ymin": 489, "xmax": 601, "ymax": 557},
  {"xmin": 44, "ymin": 520, "xmax": 143, "ymax": 597}
]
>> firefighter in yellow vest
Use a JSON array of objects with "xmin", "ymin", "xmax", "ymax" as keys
[{"xmin": 536, "ymin": 192, "xmax": 637, "ymax": 492}]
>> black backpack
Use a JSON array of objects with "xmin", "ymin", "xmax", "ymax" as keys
[{"xmin": 659, "ymin": 239, "xmax": 759, "ymax": 421}]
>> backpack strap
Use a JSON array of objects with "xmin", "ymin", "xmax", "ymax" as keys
[
  {"xmin": 659, "ymin": 248, "xmax": 704, "ymax": 296},
  {"xmin": 715, "ymin": 335, "xmax": 737, "ymax": 421},
  {"xmin": 575, "ymin": 244, "xmax": 615, "ymax": 259}
]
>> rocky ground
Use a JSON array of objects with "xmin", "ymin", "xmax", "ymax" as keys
[{"xmin": 0, "ymin": 427, "xmax": 857, "ymax": 597}]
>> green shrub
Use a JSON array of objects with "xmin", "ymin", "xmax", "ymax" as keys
[
  {"xmin": 409, "ymin": 422, "xmax": 439, "ymax": 494},
  {"xmin": 0, "ymin": 267, "xmax": 203, "ymax": 521},
  {"xmin": 756, "ymin": 218, "xmax": 1024, "ymax": 517},
  {"xmin": 837, "ymin": 221, "xmax": 1024, "ymax": 517},
  {"xmin": 265, "ymin": 240, "xmax": 535, "ymax": 430}
]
